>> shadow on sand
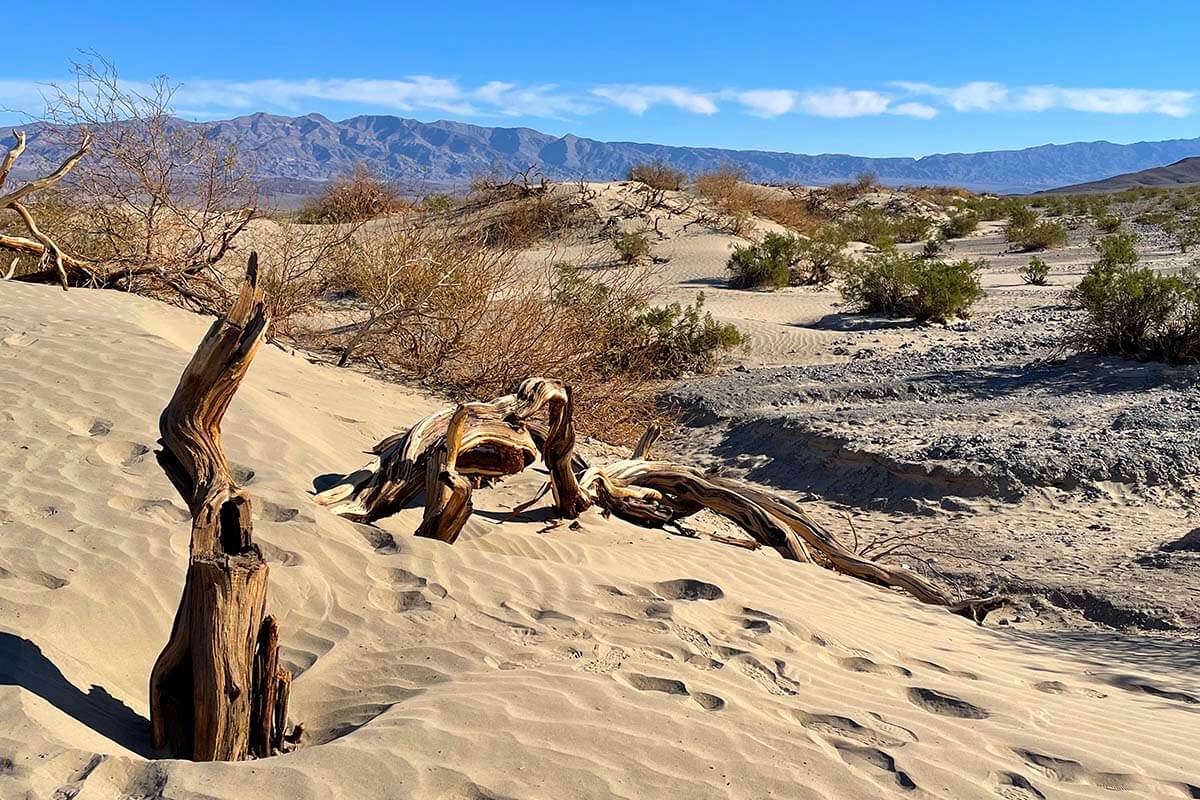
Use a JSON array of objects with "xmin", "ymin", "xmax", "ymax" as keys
[{"xmin": 0, "ymin": 632, "xmax": 155, "ymax": 757}]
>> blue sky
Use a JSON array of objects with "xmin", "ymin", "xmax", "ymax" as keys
[{"xmin": 4, "ymin": 1, "xmax": 1199, "ymax": 157}]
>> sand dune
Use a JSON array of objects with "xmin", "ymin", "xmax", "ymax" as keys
[{"xmin": 1, "ymin": 280, "xmax": 1198, "ymax": 799}]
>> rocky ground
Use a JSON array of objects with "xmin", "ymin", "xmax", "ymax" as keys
[{"xmin": 654, "ymin": 208, "xmax": 1200, "ymax": 637}]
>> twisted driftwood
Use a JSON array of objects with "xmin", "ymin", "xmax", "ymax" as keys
[
  {"xmin": 315, "ymin": 379, "xmax": 1002, "ymax": 622},
  {"xmin": 314, "ymin": 378, "xmax": 589, "ymax": 523},
  {"xmin": 150, "ymin": 255, "xmax": 297, "ymax": 760}
]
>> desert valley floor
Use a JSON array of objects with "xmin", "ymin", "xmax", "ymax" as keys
[{"xmin": 3, "ymin": 195, "xmax": 1200, "ymax": 799}]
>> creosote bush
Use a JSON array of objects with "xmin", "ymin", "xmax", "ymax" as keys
[
  {"xmin": 1021, "ymin": 256, "xmax": 1050, "ymax": 286},
  {"xmin": 628, "ymin": 160, "xmax": 686, "ymax": 191},
  {"xmin": 1073, "ymin": 239, "xmax": 1200, "ymax": 363},
  {"xmin": 726, "ymin": 229, "xmax": 849, "ymax": 289},
  {"xmin": 836, "ymin": 209, "xmax": 930, "ymax": 247},
  {"xmin": 839, "ymin": 246, "xmax": 985, "ymax": 322},
  {"xmin": 726, "ymin": 233, "xmax": 796, "ymax": 289},
  {"xmin": 942, "ymin": 209, "xmax": 980, "ymax": 239},
  {"xmin": 614, "ymin": 230, "xmax": 651, "ymax": 264},
  {"xmin": 479, "ymin": 193, "xmax": 576, "ymax": 248},
  {"xmin": 1008, "ymin": 220, "xmax": 1068, "ymax": 252},
  {"xmin": 299, "ymin": 164, "xmax": 409, "ymax": 224}
]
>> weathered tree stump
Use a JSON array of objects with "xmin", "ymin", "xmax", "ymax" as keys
[{"xmin": 149, "ymin": 255, "xmax": 295, "ymax": 760}]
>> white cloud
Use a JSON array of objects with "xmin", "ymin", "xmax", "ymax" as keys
[
  {"xmin": 1016, "ymin": 86, "xmax": 1194, "ymax": 117},
  {"xmin": 735, "ymin": 89, "xmax": 797, "ymax": 117},
  {"xmin": 591, "ymin": 85, "xmax": 718, "ymax": 115},
  {"xmin": 897, "ymin": 81, "xmax": 1195, "ymax": 117},
  {"xmin": 797, "ymin": 89, "xmax": 891, "ymax": 118},
  {"xmin": 890, "ymin": 101, "xmax": 939, "ymax": 119},
  {"xmin": 0, "ymin": 74, "xmax": 1192, "ymax": 124}
]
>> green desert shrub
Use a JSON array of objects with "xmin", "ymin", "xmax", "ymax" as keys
[
  {"xmin": 1006, "ymin": 202, "xmax": 1037, "ymax": 229},
  {"xmin": 1097, "ymin": 214, "xmax": 1123, "ymax": 234},
  {"xmin": 1009, "ymin": 220, "xmax": 1069, "ymax": 252},
  {"xmin": 839, "ymin": 246, "xmax": 985, "ymax": 322},
  {"xmin": 1175, "ymin": 217, "xmax": 1200, "ymax": 253},
  {"xmin": 794, "ymin": 226, "xmax": 852, "ymax": 285},
  {"xmin": 1021, "ymin": 256, "xmax": 1050, "ymax": 285},
  {"xmin": 727, "ymin": 229, "xmax": 851, "ymax": 289},
  {"xmin": 942, "ymin": 209, "xmax": 980, "ymax": 239},
  {"xmin": 614, "ymin": 230, "xmax": 652, "ymax": 263},
  {"xmin": 836, "ymin": 209, "xmax": 930, "ymax": 247},
  {"xmin": 1073, "ymin": 260, "xmax": 1200, "ymax": 363},
  {"xmin": 726, "ymin": 232, "xmax": 800, "ymax": 289},
  {"xmin": 1095, "ymin": 232, "xmax": 1139, "ymax": 267},
  {"xmin": 921, "ymin": 236, "xmax": 947, "ymax": 259},
  {"xmin": 632, "ymin": 293, "xmax": 748, "ymax": 376}
]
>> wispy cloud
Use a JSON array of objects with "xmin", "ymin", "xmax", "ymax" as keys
[
  {"xmin": 0, "ymin": 75, "xmax": 1193, "ymax": 123},
  {"xmin": 895, "ymin": 81, "xmax": 1196, "ymax": 117},
  {"xmin": 590, "ymin": 85, "xmax": 718, "ymax": 115}
]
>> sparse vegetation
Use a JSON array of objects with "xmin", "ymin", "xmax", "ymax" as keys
[
  {"xmin": 1073, "ymin": 241, "xmax": 1200, "ymax": 363},
  {"xmin": 726, "ymin": 229, "xmax": 849, "ymax": 289},
  {"xmin": 1008, "ymin": 220, "xmax": 1068, "ymax": 252},
  {"xmin": 614, "ymin": 230, "xmax": 651, "ymax": 264},
  {"xmin": 628, "ymin": 160, "xmax": 687, "ymax": 191},
  {"xmin": 942, "ymin": 209, "xmax": 980, "ymax": 239},
  {"xmin": 1020, "ymin": 256, "xmax": 1050, "ymax": 285},
  {"xmin": 836, "ymin": 208, "xmax": 930, "ymax": 247},
  {"xmin": 726, "ymin": 232, "xmax": 800, "ymax": 289},
  {"xmin": 298, "ymin": 164, "xmax": 409, "ymax": 224},
  {"xmin": 839, "ymin": 246, "xmax": 985, "ymax": 322}
]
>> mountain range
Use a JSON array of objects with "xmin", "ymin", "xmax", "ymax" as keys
[
  {"xmin": 11, "ymin": 112, "xmax": 1200, "ymax": 195},
  {"xmin": 1042, "ymin": 156, "xmax": 1200, "ymax": 194}
]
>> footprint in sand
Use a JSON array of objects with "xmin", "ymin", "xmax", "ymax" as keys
[
  {"xmin": 256, "ymin": 500, "xmax": 307, "ymax": 524},
  {"xmin": 652, "ymin": 578, "xmax": 724, "ymax": 601},
  {"xmin": 792, "ymin": 709, "xmax": 907, "ymax": 748},
  {"xmin": 912, "ymin": 659, "xmax": 979, "ymax": 680},
  {"xmin": 990, "ymin": 770, "xmax": 1046, "ymax": 799},
  {"xmin": 580, "ymin": 645, "xmax": 627, "ymax": 674},
  {"xmin": 92, "ymin": 440, "xmax": 151, "ymax": 468},
  {"xmin": 838, "ymin": 656, "xmax": 912, "ymax": 678},
  {"xmin": 905, "ymin": 687, "xmax": 990, "ymax": 719},
  {"xmin": 1098, "ymin": 673, "xmax": 1198, "ymax": 705},
  {"xmin": 354, "ymin": 524, "xmax": 399, "ymax": 554},
  {"xmin": 614, "ymin": 670, "xmax": 725, "ymax": 711},
  {"xmin": 731, "ymin": 654, "xmax": 800, "ymax": 696},
  {"xmin": 67, "ymin": 415, "xmax": 112, "ymax": 437},
  {"xmin": 834, "ymin": 743, "xmax": 917, "ymax": 792},
  {"xmin": 258, "ymin": 540, "xmax": 304, "ymax": 567},
  {"xmin": 1011, "ymin": 749, "xmax": 1146, "ymax": 792},
  {"xmin": 108, "ymin": 494, "xmax": 191, "ymax": 522},
  {"xmin": 1030, "ymin": 680, "xmax": 1107, "ymax": 699}
]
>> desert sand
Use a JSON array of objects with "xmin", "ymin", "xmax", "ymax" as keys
[{"xmin": 2, "ymin": 261, "xmax": 1199, "ymax": 800}]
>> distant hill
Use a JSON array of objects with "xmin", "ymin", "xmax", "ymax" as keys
[
  {"xmin": 1042, "ymin": 156, "xmax": 1200, "ymax": 194},
  {"xmin": 11, "ymin": 112, "xmax": 1200, "ymax": 196}
]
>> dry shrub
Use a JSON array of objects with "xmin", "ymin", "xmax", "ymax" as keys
[
  {"xmin": 692, "ymin": 167, "xmax": 757, "ymax": 234},
  {"xmin": 628, "ymin": 160, "xmax": 686, "ymax": 191},
  {"xmin": 298, "ymin": 164, "xmax": 409, "ymax": 224},
  {"xmin": 254, "ymin": 222, "xmax": 358, "ymax": 338},
  {"xmin": 752, "ymin": 195, "xmax": 823, "ymax": 234},
  {"xmin": 479, "ymin": 193, "xmax": 576, "ymax": 248},
  {"xmin": 9, "ymin": 57, "xmax": 259, "ymax": 313},
  {"xmin": 327, "ymin": 222, "xmax": 740, "ymax": 441}
]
